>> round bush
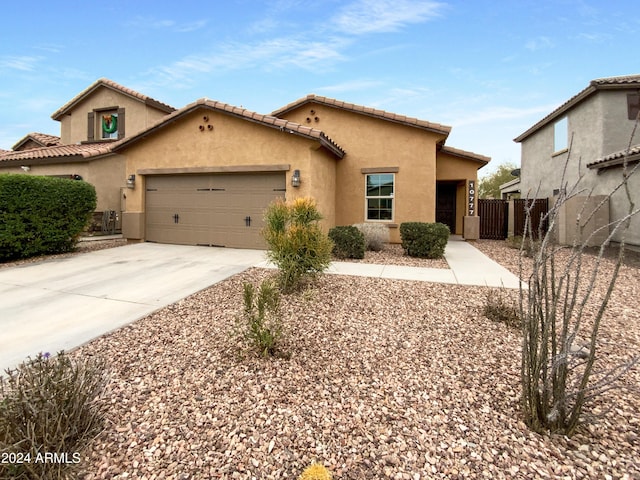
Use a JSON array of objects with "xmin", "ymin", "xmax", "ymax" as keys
[{"xmin": 328, "ymin": 225, "xmax": 365, "ymax": 259}]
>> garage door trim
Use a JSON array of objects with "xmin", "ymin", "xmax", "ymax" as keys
[{"xmin": 138, "ymin": 164, "xmax": 290, "ymax": 175}]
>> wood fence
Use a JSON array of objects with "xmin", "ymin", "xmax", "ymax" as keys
[{"xmin": 478, "ymin": 198, "xmax": 549, "ymax": 240}]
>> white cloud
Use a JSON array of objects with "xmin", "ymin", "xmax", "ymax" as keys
[
  {"xmin": 333, "ymin": 0, "xmax": 444, "ymax": 35},
  {"xmin": 445, "ymin": 104, "xmax": 557, "ymax": 128},
  {"xmin": 0, "ymin": 56, "xmax": 41, "ymax": 72},
  {"xmin": 124, "ymin": 16, "xmax": 207, "ymax": 32},
  {"xmin": 316, "ymin": 79, "xmax": 384, "ymax": 94},
  {"xmin": 145, "ymin": 36, "xmax": 349, "ymax": 88},
  {"xmin": 525, "ymin": 36, "xmax": 554, "ymax": 51}
]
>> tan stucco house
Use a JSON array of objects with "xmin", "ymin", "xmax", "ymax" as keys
[{"xmin": 0, "ymin": 79, "xmax": 490, "ymax": 248}]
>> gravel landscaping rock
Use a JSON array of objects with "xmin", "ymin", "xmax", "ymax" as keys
[{"xmin": 67, "ymin": 240, "xmax": 638, "ymax": 479}]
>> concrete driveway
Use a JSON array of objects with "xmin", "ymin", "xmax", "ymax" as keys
[{"xmin": 0, "ymin": 243, "xmax": 267, "ymax": 372}]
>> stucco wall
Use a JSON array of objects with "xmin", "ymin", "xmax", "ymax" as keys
[
  {"xmin": 0, "ymin": 156, "xmax": 124, "ymax": 212},
  {"xmin": 435, "ymin": 152, "xmax": 483, "ymax": 233},
  {"xmin": 58, "ymin": 87, "xmax": 169, "ymax": 145},
  {"xmin": 519, "ymin": 89, "xmax": 640, "ymax": 246},
  {"xmin": 278, "ymin": 104, "xmax": 446, "ymax": 243},
  {"xmin": 520, "ymin": 96, "xmax": 602, "ymax": 199},
  {"xmin": 121, "ymin": 107, "xmax": 338, "ymax": 236}
]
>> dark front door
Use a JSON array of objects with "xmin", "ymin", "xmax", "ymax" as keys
[{"xmin": 436, "ymin": 182, "xmax": 457, "ymax": 233}]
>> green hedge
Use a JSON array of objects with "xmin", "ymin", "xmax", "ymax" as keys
[
  {"xmin": 399, "ymin": 222, "xmax": 450, "ymax": 259},
  {"xmin": 0, "ymin": 174, "xmax": 97, "ymax": 261},
  {"xmin": 328, "ymin": 225, "xmax": 365, "ymax": 259}
]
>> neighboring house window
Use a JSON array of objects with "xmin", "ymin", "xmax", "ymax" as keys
[
  {"xmin": 87, "ymin": 108, "xmax": 125, "ymax": 142},
  {"xmin": 101, "ymin": 112, "xmax": 118, "ymax": 139},
  {"xmin": 554, "ymin": 117, "xmax": 568, "ymax": 153},
  {"xmin": 365, "ymin": 173, "xmax": 394, "ymax": 221}
]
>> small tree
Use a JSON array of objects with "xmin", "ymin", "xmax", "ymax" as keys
[
  {"xmin": 263, "ymin": 197, "xmax": 333, "ymax": 293},
  {"xmin": 478, "ymin": 162, "xmax": 518, "ymax": 199},
  {"xmin": 519, "ymin": 132, "xmax": 640, "ymax": 435}
]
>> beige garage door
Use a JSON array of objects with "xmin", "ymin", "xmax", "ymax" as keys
[{"xmin": 145, "ymin": 173, "xmax": 286, "ymax": 249}]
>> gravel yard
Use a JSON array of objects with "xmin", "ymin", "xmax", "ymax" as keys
[{"xmin": 64, "ymin": 239, "xmax": 640, "ymax": 479}]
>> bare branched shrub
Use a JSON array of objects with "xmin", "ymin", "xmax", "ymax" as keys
[
  {"xmin": 0, "ymin": 351, "xmax": 108, "ymax": 479},
  {"xmin": 352, "ymin": 223, "xmax": 389, "ymax": 251},
  {"xmin": 520, "ymin": 130, "xmax": 640, "ymax": 436}
]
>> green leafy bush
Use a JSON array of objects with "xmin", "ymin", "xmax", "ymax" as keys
[
  {"xmin": 328, "ymin": 225, "xmax": 365, "ymax": 259},
  {"xmin": 233, "ymin": 280, "xmax": 284, "ymax": 358},
  {"xmin": 399, "ymin": 222, "xmax": 450, "ymax": 258},
  {"xmin": 263, "ymin": 197, "xmax": 333, "ymax": 293},
  {"xmin": 0, "ymin": 175, "xmax": 97, "ymax": 262},
  {"xmin": 353, "ymin": 223, "xmax": 388, "ymax": 251},
  {"xmin": 0, "ymin": 351, "xmax": 108, "ymax": 479}
]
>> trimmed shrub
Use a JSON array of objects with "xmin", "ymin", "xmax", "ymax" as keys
[
  {"xmin": 353, "ymin": 223, "xmax": 388, "ymax": 251},
  {"xmin": 0, "ymin": 351, "xmax": 108, "ymax": 479},
  {"xmin": 0, "ymin": 174, "xmax": 97, "ymax": 262},
  {"xmin": 399, "ymin": 222, "xmax": 450, "ymax": 259},
  {"xmin": 263, "ymin": 197, "xmax": 333, "ymax": 293},
  {"xmin": 328, "ymin": 225, "xmax": 365, "ymax": 259}
]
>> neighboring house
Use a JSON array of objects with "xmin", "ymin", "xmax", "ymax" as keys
[
  {"xmin": 0, "ymin": 79, "xmax": 490, "ymax": 248},
  {"xmin": 12, "ymin": 132, "xmax": 61, "ymax": 151},
  {"xmin": 514, "ymin": 74, "xmax": 640, "ymax": 247},
  {"xmin": 0, "ymin": 79, "xmax": 176, "ymax": 225}
]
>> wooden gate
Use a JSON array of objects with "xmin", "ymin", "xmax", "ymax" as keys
[
  {"xmin": 478, "ymin": 199, "xmax": 508, "ymax": 239},
  {"xmin": 514, "ymin": 198, "xmax": 549, "ymax": 238}
]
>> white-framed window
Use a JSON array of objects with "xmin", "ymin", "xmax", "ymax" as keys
[
  {"xmin": 554, "ymin": 116, "xmax": 568, "ymax": 153},
  {"xmin": 100, "ymin": 111, "xmax": 119, "ymax": 140},
  {"xmin": 365, "ymin": 173, "xmax": 394, "ymax": 221}
]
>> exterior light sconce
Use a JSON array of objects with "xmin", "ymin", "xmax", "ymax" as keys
[
  {"xmin": 126, "ymin": 174, "xmax": 136, "ymax": 189},
  {"xmin": 21, "ymin": 165, "xmax": 30, "ymax": 172},
  {"xmin": 291, "ymin": 169, "xmax": 301, "ymax": 187}
]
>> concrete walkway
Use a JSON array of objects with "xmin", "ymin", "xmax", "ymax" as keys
[
  {"xmin": 297, "ymin": 236, "xmax": 521, "ymax": 289},
  {"xmin": 0, "ymin": 237, "xmax": 521, "ymax": 372}
]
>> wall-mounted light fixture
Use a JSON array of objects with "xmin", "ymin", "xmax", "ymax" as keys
[
  {"xmin": 291, "ymin": 169, "xmax": 301, "ymax": 187},
  {"xmin": 126, "ymin": 174, "xmax": 136, "ymax": 189},
  {"xmin": 21, "ymin": 165, "xmax": 30, "ymax": 172}
]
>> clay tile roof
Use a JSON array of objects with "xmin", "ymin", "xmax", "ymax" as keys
[
  {"xmin": 439, "ymin": 145, "xmax": 491, "ymax": 165},
  {"xmin": 0, "ymin": 143, "xmax": 112, "ymax": 166},
  {"xmin": 12, "ymin": 132, "xmax": 61, "ymax": 151},
  {"xmin": 272, "ymin": 94, "xmax": 452, "ymax": 136},
  {"xmin": 586, "ymin": 143, "xmax": 640, "ymax": 170},
  {"xmin": 514, "ymin": 74, "xmax": 640, "ymax": 143},
  {"xmin": 51, "ymin": 78, "xmax": 175, "ymax": 120},
  {"xmin": 111, "ymin": 98, "xmax": 345, "ymax": 158}
]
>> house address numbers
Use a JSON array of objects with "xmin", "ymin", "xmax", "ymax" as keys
[{"xmin": 468, "ymin": 180, "xmax": 475, "ymax": 216}]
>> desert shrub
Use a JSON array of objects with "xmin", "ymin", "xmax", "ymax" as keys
[
  {"xmin": 0, "ymin": 175, "xmax": 97, "ymax": 262},
  {"xmin": 263, "ymin": 197, "xmax": 333, "ymax": 293},
  {"xmin": 328, "ymin": 226, "xmax": 365, "ymax": 259},
  {"xmin": 233, "ymin": 280, "xmax": 284, "ymax": 358},
  {"xmin": 298, "ymin": 463, "xmax": 333, "ymax": 480},
  {"xmin": 483, "ymin": 289, "xmax": 520, "ymax": 329},
  {"xmin": 399, "ymin": 222, "xmax": 450, "ymax": 258},
  {"xmin": 505, "ymin": 235, "xmax": 538, "ymax": 257},
  {"xmin": 0, "ymin": 351, "xmax": 108, "ymax": 479},
  {"xmin": 353, "ymin": 223, "xmax": 388, "ymax": 251}
]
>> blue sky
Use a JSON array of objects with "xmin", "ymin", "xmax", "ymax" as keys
[{"xmin": 1, "ymin": 0, "xmax": 637, "ymax": 177}]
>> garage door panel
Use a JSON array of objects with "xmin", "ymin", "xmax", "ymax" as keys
[{"xmin": 145, "ymin": 173, "xmax": 285, "ymax": 248}]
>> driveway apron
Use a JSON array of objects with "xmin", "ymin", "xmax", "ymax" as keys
[{"xmin": 0, "ymin": 243, "xmax": 267, "ymax": 372}]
